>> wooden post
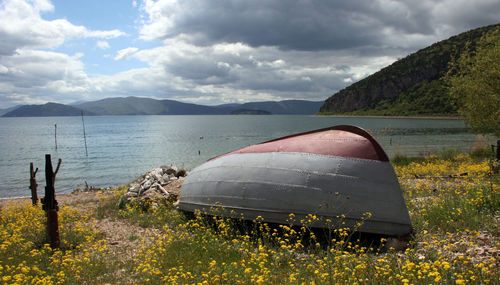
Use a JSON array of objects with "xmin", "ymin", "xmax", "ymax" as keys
[
  {"xmin": 29, "ymin": 162, "xmax": 39, "ymax": 205},
  {"xmin": 41, "ymin": 154, "xmax": 61, "ymax": 249}
]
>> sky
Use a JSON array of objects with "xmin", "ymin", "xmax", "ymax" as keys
[{"xmin": 0, "ymin": 0, "xmax": 499, "ymax": 108}]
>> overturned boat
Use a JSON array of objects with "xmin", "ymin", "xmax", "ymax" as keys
[{"xmin": 179, "ymin": 125, "xmax": 412, "ymax": 237}]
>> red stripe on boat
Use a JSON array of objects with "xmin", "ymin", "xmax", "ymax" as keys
[{"xmin": 214, "ymin": 125, "xmax": 389, "ymax": 162}]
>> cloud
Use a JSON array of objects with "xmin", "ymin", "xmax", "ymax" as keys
[
  {"xmin": 114, "ymin": 47, "xmax": 139, "ymax": 60},
  {"xmin": 127, "ymin": 0, "xmax": 500, "ymax": 105},
  {"xmin": 0, "ymin": 0, "xmax": 124, "ymax": 56},
  {"xmin": 1, "ymin": 0, "xmax": 499, "ymax": 108},
  {"xmin": 97, "ymin": 40, "xmax": 110, "ymax": 50},
  {"xmin": 117, "ymin": 40, "xmax": 386, "ymax": 104},
  {"xmin": 0, "ymin": 49, "xmax": 92, "ymax": 106},
  {"xmin": 138, "ymin": 0, "xmax": 499, "ymax": 53},
  {"xmin": 0, "ymin": 0, "xmax": 127, "ymax": 107},
  {"xmin": 0, "ymin": 64, "xmax": 8, "ymax": 74}
]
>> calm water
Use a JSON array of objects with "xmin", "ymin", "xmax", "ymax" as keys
[{"xmin": 0, "ymin": 115, "xmax": 488, "ymax": 198}]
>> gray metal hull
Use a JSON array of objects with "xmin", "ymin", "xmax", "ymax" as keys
[{"xmin": 179, "ymin": 152, "xmax": 412, "ymax": 236}]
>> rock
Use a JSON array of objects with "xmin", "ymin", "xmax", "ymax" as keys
[
  {"xmin": 165, "ymin": 167, "xmax": 177, "ymax": 175},
  {"xmin": 176, "ymin": 169, "xmax": 187, "ymax": 177},
  {"xmin": 151, "ymin": 168, "xmax": 163, "ymax": 181},
  {"xmin": 128, "ymin": 183, "xmax": 140, "ymax": 193},
  {"xmin": 142, "ymin": 180, "xmax": 152, "ymax": 190},
  {"xmin": 120, "ymin": 165, "xmax": 187, "ymax": 209}
]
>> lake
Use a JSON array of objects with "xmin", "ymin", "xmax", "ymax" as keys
[{"xmin": 0, "ymin": 115, "xmax": 490, "ymax": 198}]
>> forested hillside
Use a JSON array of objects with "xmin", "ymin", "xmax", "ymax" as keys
[{"xmin": 319, "ymin": 24, "xmax": 499, "ymax": 116}]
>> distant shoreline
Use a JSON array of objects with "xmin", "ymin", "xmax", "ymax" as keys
[{"xmin": 315, "ymin": 114, "xmax": 462, "ymax": 120}]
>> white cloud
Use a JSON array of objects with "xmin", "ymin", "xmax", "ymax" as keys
[
  {"xmin": 124, "ymin": 41, "xmax": 367, "ymax": 103},
  {"xmin": 114, "ymin": 47, "xmax": 139, "ymax": 61},
  {"xmin": 5, "ymin": 93, "xmax": 47, "ymax": 105},
  {"xmin": 97, "ymin": 40, "xmax": 110, "ymax": 50},
  {"xmin": 0, "ymin": 0, "xmax": 125, "ymax": 55},
  {"xmin": 0, "ymin": 49, "xmax": 92, "ymax": 106},
  {"xmin": 0, "ymin": 65, "xmax": 8, "ymax": 74},
  {"xmin": 0, "ymin": 0, "xmax": 128, "ymax": 107}
]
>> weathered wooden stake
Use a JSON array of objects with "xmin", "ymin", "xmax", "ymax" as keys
[
  {"xmin": 29, "ymin": 162, "xmax": 38, "ymax": 205},
  {"xmin": 41, "ymin": 154, "xmax": 61, "ymax": 249}
]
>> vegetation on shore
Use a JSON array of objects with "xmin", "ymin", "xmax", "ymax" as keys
[
  {"xmin": 319, "ymin": 24, "xmax": 499, "ymax": 117},
  {"xmin": 0, "ymin": 151, "xmax": 498, "ymax": 284},
  {"xmin": 446, "ymin": 27, "xmax": 500, "ymax": 136}
]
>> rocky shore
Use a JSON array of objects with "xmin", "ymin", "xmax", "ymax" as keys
[{"xmin": 118, "ymin": 165, "xmax": 188, "ymax": 209}]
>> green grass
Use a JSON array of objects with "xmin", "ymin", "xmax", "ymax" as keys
[
  {"xmin": 392, "ymin": 147, "xmax": 495, "ymax": 166},
  {"xmin": 409, "ymin": 182, "xmax": 499, "ymax": 234}
]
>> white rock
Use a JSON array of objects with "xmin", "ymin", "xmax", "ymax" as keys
[
  {"xmin": 143, "ymin": 180, "xmax": 152, "ymax": 190},
  {"xmin": 151, "ymin": 168, "xmax": 163, "ymax": 180},
  {"xmin": 128, "ymin": 183, "xmax": 140, "ymax": 193}
]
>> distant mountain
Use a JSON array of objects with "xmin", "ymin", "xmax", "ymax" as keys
[
  {"xmin": 74, "ymin": 97, "xmax": 322, "ymax": 115},
  {"xmin": 235, "ymin": 100, "xmax": 323, "ymax": 115},
  {"xmin": 2, "ymin": 103, "xmax": 94, "ymax": 117},
  {"xmin": 76, "ymin": 97, "xmax": 164, "ymax": 115},
  {"xmin": 0, "ymin": 106, "xmax": 20, "ymax": 116},
  {"xmin": 319, "ymin": 24, "xmax": 499, "ymax": 116},
  {"xmin": 230, "ymin": 109, "xmax": 271, "ymax": 115},
  {"xmin": 214, "ymin": 103, "xmax": 242, "ymax": 108},
  {"xmin": 1, "ymin": 97, "xmax": 323, "ymax": 117},
  {"xmin": 75, "ymin": 97, "xmax": 230, "ymax": 115},
  {"xmin": 159, "ymin": 99, "xmax": 230, "ymax": 115}
]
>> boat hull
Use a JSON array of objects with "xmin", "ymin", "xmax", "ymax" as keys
[{"xmin": 180, "ymin": 151, "xmax": 412, "ymax": 236}]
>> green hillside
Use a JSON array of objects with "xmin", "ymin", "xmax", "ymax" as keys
[
  {"xmin": 0, "ymin": 97, "xmax": 323, "ymax": 117},
  {"xmin": 2, "ymin": 103, "xmax": 93, "ymax": 117},
  {"xmin": 237, "ymin": 100, "xmax": 323, "ymax": 115},
  {"xmin": 75, "ymin": 97, "xmax": 323, "ymax": 115},
  {"xmin": 319, "ymin": 24, "xmax": 499, "ymax": 116},
  {"xmin": 0, "ymin": 106, "xmax": 19, "ymax": 116}
]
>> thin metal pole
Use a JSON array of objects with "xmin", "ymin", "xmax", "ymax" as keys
[
  {"xmin": 54, "ymin": 124, "xmax": 57, "ymax": 150},
  {"xmin": 81, "ymin": 111, "xmax": 88, "ymax": 157}
]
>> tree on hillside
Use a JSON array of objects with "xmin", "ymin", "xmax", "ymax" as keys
[{"xmin": 446, "ymin": 28, "xmax": 500, "ymax": 136}]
